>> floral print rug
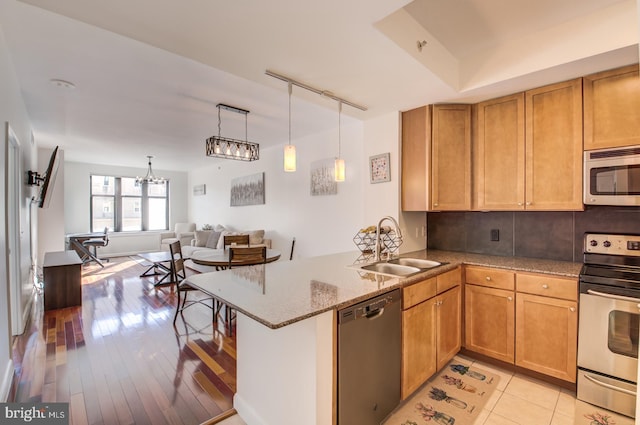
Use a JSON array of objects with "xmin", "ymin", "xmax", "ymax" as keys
[
  {"xmin": 383, "ymin": 361, "xmax": 499, "ymax": 425},
  {"xmin": 574, "ymin": 400, "xmax": 634, "ymax": 425}
]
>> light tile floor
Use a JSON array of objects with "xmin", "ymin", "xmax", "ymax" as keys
[
  {"xmin": 218, "ymin": 356, "xmax": 581, "ymax": 425},
  {"xmin": 465, "ymin": 358, "xmax": 577, "ymax": 425}
]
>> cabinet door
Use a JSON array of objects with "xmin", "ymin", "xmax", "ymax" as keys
[
  {"xmin": 402, "ymin": 298, "xmax": 436, "ymax": 399},
  {"xmin": 464, "ymin": 284, "xmax": 515, "ymax": 363},
  {"xmin": 515, "ymin": 293, "xmax": 577, "ymax": 382},
  {"xmin": 525, "ymin": 78, "xmax": 583, "ymax": 210},
  {"xmin": 432, "ymin": 104, "xmax": 471, "ymax": 210},
  {"xmin": 436, "ymin": 285, "xmax": 461, "ymax": 371},
  {"xmin": 584, "ymin": 65, "xmax": 640, "ymax": 150},
  {"xmin": 402, "ymin": 106, "xmax": 431, "ymax": 211},
  {"xmin": 474, "ymin": 93, "xmax": 526, "ymax": 210}
]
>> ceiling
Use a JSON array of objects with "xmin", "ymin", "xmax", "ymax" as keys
[{"xmin": 0, "ymin": 0, "xmax": 638, "ymax": 171}]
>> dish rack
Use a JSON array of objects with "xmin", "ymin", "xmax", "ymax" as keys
[{"xmin": 353, "ymin": 226, "xmax": 403, "ymax": 262}]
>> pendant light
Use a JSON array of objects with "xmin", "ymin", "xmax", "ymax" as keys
[
  {"xmin": 205, "ymin": 104, "xmax": 259, "ymax": 161},
  {"xmin": 135, "ymin": 155, "xmax": 166, "ymax": 186},
  {"xmin": 284, "ymin": 82, "xmax": 296, "ymax": 172},
  {"xmin": 334, "ymin": 101, "xmax": 345, "ymax": 182}
]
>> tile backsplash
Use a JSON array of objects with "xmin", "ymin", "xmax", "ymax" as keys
[{"xmin": 427, "ymin": 206, "xmax": 640, "ymax": 262}]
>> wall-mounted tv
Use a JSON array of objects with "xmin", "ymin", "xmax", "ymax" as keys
[{"xmin": 27, "ymin": 146, "xmax": 60, "ymax": 208}]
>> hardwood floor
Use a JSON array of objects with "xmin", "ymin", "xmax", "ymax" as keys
[{"xmin": 10, "ymin": 256, "xmax": 236, "ymax": 425}]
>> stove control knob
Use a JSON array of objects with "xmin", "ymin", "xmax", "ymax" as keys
[
  {"xmin": 603, "ymin": 241, "xmax": 612, "ymax": 248},
  {"xmin": 589, "ymin": 240, "xmax": 598, "ymax": 247}
]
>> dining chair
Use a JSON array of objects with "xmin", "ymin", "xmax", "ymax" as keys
[
  {"xmin": 82, "ymin": 227, "xmax": 109, "ymax": 267},
  {"xmin": 171, "ymin": 240, "xmax": 215, "ymax": 325},
  {"xmin": 222, "ymin": 246, "xmax": 267, "ymax": 336},
  {"xmin": 223, "ymin": 234, "xmax": 250, "ymax": 248}
]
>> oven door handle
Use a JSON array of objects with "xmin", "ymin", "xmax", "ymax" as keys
[
  {"xmin": 583, "ymin": 373, "xmax": 637, "ymax": 397},
  {"xmin": 586, "ymin": 289, "xmax": 640, "ymax": 306}
]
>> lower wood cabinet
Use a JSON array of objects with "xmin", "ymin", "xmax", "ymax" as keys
[
  {"xmin": 464, "ymin": 284, "xmax": 515, "ymax": 363},
  {"xmin": 436, "ymin": 285, "xmax": 461, "ymax": 371},
  {"xmin": 515, "ymin": 275, "xmax": 578, "ymax": 383},
  {"xmin": 402, "ymin": 268, "xmax": 461, "ymax": 399},
  {"xmin": 464, "ymin": 266, "xmax": 578, "ymax": 383},
  {"xmin": 402, "ymin": 292, "xmax": 436, "ymax": 398}
]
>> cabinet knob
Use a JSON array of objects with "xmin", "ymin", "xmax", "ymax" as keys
[
  {"xmin": 542, "ymin": 284, "xmax": 549, "ymax": 289},
  {"xmin": 507, "ymin": 296, "xmax": 513, "ymax": 301},
  {"xmin": 569, "ymin": 307, "xmax": 576, "ymax": 312},
  {"xmin": 517, "ymin": 202, "xmax": 523, "ymax": 207},
  {"xmin": 433, "ymin": 203, "xmax": 439, "ymax": 207},
  {"xmin": 526, "ymin": 202, "xmax": 531, "ymax": 206},
  {"xmin": 485, "ymin": 276, "xmax": 491, "ymax": 281}
]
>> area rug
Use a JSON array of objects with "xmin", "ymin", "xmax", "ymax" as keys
[
  {"xmin": 574, "ymin": 400, "xmax": 634, "ymax": 425},
  {"xmin": 383, "ymin": 361, "xmax": 500, "ymax": 425}
]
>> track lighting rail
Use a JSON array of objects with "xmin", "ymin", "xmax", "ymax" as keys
[{"xmin": 265, "ymin": 70, "xmax": 368, "ymax": 112}]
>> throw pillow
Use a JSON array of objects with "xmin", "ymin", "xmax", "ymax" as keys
[
  {"xmin": 248, "ymin": 230, "xmax": 265, "ymax": 245},
  {"xmin": 216, "ymin": 230, "xmax": 235, "ymax": 249},
  {"xmin": 206, "ymin": 231, "xmax": 222, "ymax": 249},
  {"xmin": 194, "ymin": 230, "xmax": 211, "ymax": 247}
]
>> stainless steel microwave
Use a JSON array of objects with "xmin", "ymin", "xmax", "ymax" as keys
[{"xmin": 584, "ymin": 145, "xmax": 640, "ymax": 206}]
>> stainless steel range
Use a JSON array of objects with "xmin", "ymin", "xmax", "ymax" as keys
[{"xmin": 578, "ymin": 233, "xmax": 640, "ymax": 418}]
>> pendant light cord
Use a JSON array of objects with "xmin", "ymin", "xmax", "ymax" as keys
[
  {"xmin": 338, "ymin": 101, "xmax": 342, "ymax": 158},
  {"xmin": 288, "ymin": 82, "xmax": 292, "ymax": 145}
]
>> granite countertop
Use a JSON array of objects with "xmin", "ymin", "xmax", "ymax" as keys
[{"xmin": 184, "ymin": 249, "xmax": 583, "ymax": 329}]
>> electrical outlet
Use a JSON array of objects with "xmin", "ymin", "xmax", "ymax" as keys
[{"xmin": 490, "ymin": 229, "xmax": 499, "ymax": 241}]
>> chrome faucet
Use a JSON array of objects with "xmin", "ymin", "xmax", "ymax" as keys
[{"xmin": 375, "ymin": 216, "xmax": 402, "ymax": 261}]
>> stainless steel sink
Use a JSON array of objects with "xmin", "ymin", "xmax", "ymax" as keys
[
  {"xmin": 359, "ymin": 262, "xmax": 421, "ymax": 277},
  {"xmin": 388, "ymin": 258, "xmax": 442, "ymax": 269},
  {"xmin": 353, "ymin": 257, "xmax": 447, "ymax": 278}
]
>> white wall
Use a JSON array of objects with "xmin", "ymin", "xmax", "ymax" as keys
[
  {"xmin": 361, "ymin": 111, "xmax": 426, "ymax": 253},
  {"xmin": 189, "ymin": 121, "xmax": 365, "ymax": 259},
  {"xmin": 0, "ymin": 20, "xmax": 37, "ymax": 400}
]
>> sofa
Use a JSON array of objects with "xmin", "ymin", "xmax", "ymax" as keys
[
  {"xmin": 181, "ymin": 227, "xmax": 272, "ymax": 258},
  {"xmin": 159, "ymin": 223, "xmax": 196, "ymax": 251}
]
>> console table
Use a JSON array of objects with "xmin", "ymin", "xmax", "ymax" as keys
[{"xmin": 43, "ymin": 250, "xmax": 83, "ymax": 310}]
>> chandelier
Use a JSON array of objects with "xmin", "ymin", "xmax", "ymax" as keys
[
  {"xmin": 206, "ymin": 103, "xmax": 259, "ymax": 161},
  {"xmin": 135, "ymin": 155, "xmax": 166, "ymax": 186}
]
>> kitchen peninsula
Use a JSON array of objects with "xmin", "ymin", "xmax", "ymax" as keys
[{"xmin": 183, "ymin": 250, "xmax": 582, "ymax": 424}]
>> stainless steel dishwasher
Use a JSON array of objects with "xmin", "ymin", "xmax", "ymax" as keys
[{"xmin": 337, "ymin": 288, "xmax": 401, "ymax": 425}]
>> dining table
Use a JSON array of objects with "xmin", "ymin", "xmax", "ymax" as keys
[{"xmin": 190, "ymin": 248, "xmax": 281, "ymax": 270}]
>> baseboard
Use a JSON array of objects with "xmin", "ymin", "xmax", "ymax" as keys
[
  {"xmin": 199, "ymin": 409, "xmax": 237, "ymax": 425},
  {"xmin": 234, "ymin": 393, "xmax": 266, "ymax": 425},
  {"xmin": 14, "ymin": 289, "xmax": 34, "ymax": 336},
  {"xmin": 0, "ymin": 358, "xmax": 14, "ymax": 402}
]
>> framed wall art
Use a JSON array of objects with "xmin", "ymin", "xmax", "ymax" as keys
[
  {"xmin": 230, "ymin": 172, "xmax": 265, "ymax": 206},
  {"xmin": 193, "ymin": 184, "xmax": 206, "ymax": 196},
  {"xmin": 369, "ymin": 152, "xmax": 391, "ymax": 183},
  {"xmin": 310, "ymin": 158, "xmax": 337, "ymax": 196}
]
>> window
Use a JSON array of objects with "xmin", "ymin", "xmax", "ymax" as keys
[{"xmin": 90, "ymin": 175, "xmax": 169, "ymax": 232}]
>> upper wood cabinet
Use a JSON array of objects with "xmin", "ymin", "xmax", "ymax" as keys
[
  {"xmin": 474, "ymin": 93, "xmax": 526, "ymax": 210},
  {"xmin": 474, "ymin": 79, "xmax": 583, "ymax": 211},
  {"xmin": 525, "ymin": 78, "xmax": 584, "ymax": 211},
  {"xmin": 401, "ymin": 104, "xmax": 471, "ymax": 211},
  {"xmin": 584, "ymin": 64, "xmax": 640, "ymax": 150},
  {"xmin": 401, "ymin": 106, "xmax": 431, "ymax": 211},
  {"xmin": 431, "ymin": 104, "xmax": 472, "ymax": 210}
]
